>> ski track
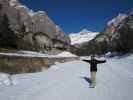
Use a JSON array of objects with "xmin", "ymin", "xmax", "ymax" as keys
[{"xmin": 0, "ymin": 57, "xmax": 133, "ymax": 100}]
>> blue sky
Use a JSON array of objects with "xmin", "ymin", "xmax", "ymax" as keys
[{"xmin": 20, "ymin": 0, "xmax": 133, "ymax": 34}]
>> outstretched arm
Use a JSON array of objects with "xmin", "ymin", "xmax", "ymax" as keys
[
  {"xmin": 97, "ymin": 59, "xmax": 106, "ymax": 64},
  {"xmin": 82, "ymin": 59, "xmax": 91, "ymax": 63}
]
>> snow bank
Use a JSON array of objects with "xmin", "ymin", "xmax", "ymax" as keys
[
  {"xmin": 0, "ymin": 73, "xmax": 18, "ymax": 86},
  {"xmin": 56, "ymin": 51, "xmax": 78, "ymax": 57},
  {"xmin": 17, "ymin": 50, "xmax": 48, "ymax": 56},
  {"xmin": 0, "ymin": 73, "xmax": 13, "ymax": 86},
  {"xmin": 0, "ymin": 50, "xmax": 51, "ymax": 58},
  {"xmin": 0, "ymin": 50, "xmax": 78, "ymax": 58},
  {"xmin": 0, "ymin": 52, "xmax": 47, "ymax": 58},
  {"xmin": 0, "ymin": 73, "xmax": 11, "ymax": 86},
  {"xmin": 49, "ymin": 65, "xmax": 60, "ymax": 70}
]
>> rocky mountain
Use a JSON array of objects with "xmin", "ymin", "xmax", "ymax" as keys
[
  {"xmin": 68, "ymin": 29, "xmax": 101, "ymax": 55},
  {"xmin": 109, "ymin": 11, "xmax": 133, "ymax": 52},
  {"xmin": 106, "ymin": 13, "xmax": 127, "ymax": 34},
  {"xmin": 89, "ymin": 11, "xmax": 133, "ymax": 54},
  {"xmin": 0, "ymin": 0, "xmax": 70, "ymax": 52},
  {"xmin": 69, "ymin": 29, "xmax": 99, "ymax": 45},
  {"xmin": 70, "ymin": 11, "xmax": 133, "ymax": 55}
]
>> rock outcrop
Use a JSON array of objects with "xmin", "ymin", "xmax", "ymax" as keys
[
  {"xmin": 110, "ymin": 11, "xmax": 133, "ymax": 52},
  {"xmin": 0, "ymin": 0, "xmax": 70, "ymax": 52},
  {"xmin": 91, "ymin": 11, "xmax": 133, "ymax": 54},
  {"xmin": 70, "ymin": 11, "xmax": 133, "ymax": 55}
]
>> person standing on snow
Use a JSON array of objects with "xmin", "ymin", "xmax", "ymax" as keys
[{"xmin": 82, "ymin": 55, "xmax": 106, "ymax": 88}]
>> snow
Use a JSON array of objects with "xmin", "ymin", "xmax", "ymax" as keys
[
  {"xmin": 17, "ymin": 50, "xmax": 48, "ymax": 56},
  {"xmin": 0, "ymin": 55, "xmax": 133, "ymax": 100},
  {"xmin": 9, "ymin": 0, "xmax": 45, "ymax": 18},
  {"xmin": 107, "ymin": 13, "xmax": 127, "ymax": 27},
  {"xmin": 9, "ymin": 0, "xmax": 18, "ymax": 7},
  {"xmin": 0, "ymin": 50, "xmax": 78, "ymax": 58},
  {"xmin": 0, "ymin": 52, "xmax": 48, "ymax": 58},
  {"xmin": 15, "ymin": 5, "xmax": 29, "ymax": 10},
  {"xmin": 79, "ymin": 28, "xmax": 92, "ymax": 34},
  {"xmin": 69, "ymin": 29, "xmax": 99, "ymax": 45},
  {"xmin": 56, "ymin": 25, "xmax": 62, "ymax": 32},
  {"xmin": 0, "ymin": 73, "xmax": 11, "ymax": 86},
  {"xmin": 37, "ymin": 11, "xmax": 46, "ymax": 14},
  {"xmin": 0, "ymin": 73, "xmax": 18, "ymax": 86},
  {"xmin": 56, "ymin": 51, "xmax": 78, "ymax": 57},
  {"xmin": 29, "ymin": 10, "xmax": 35, "ymax": 17}
]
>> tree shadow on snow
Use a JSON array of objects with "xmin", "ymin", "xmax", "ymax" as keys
[{"xmin": 81, "ymin": 76, "xmax": 91, "ymax": 84}]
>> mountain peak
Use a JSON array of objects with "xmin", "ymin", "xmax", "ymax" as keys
[
  {"xmin": 69, "ymin": 29, "xmax": 99, "ymax": 45},
  {"xmin": 79, "ymin": 29, "xmax": 92, "ymax": 35}
]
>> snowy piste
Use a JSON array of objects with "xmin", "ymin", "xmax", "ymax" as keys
[{"xmin": 0, "ymin": 55, "xmax": 133, "ymax": 100}]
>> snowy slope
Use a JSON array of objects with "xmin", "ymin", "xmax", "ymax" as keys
[
  {"xmin": 107, "ymin": 13, "xmax": 127, "ymax": 27},
  {"xmin": 69, "ymin": 29, "xmax": 99, "ymax": 45},
  {"xmin": 0, "ymin": 55, "xmax": 133, "ymax": 100}
]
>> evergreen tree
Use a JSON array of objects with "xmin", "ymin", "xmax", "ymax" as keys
[
  {"xmin": 0, "ymin": 14, "xmax": 18, "ymax": 48},
  {"xmin": 0, "ymin": 4, "xmax": 2, "ymax": 10}
]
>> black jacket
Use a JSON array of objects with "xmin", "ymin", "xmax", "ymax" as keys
[{"xmin": 82, "ymin": 59, "xmax": 106, "ymax": 72}]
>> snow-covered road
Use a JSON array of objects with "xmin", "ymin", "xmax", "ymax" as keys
[{"xmin": 0, "ymin": 55, "xmax": 133, "ymax": 100}]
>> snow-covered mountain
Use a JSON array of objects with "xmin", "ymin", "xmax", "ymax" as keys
[
  {"xmin": 69, "ymin": 29, "xmax": 99, "ymax": 45},
  {"xmin": 105, "ymin": 11, "xmax": 133, "ymax": 53},
  {"xmin": 107, "ymin": 13, "xmax": 127, "ymax": 27},
  {"xmin": 106, "ymin": 13, "xmax": 127, "ymax": 33}
]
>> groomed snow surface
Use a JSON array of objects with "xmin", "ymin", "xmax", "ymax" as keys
[{"xmin": 0, "ymin": 55, "xmax": 133, "ymax": 100}]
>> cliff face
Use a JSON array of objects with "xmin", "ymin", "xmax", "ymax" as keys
[
  {"xmin": 70, "ymin": 11, "xmax": 133, "ymax": 55},
  {"xmin": 0, "ymin": 0, "xmax": 70, "ymax": 52},
  {"xmin": 106, "ymin": 14, "xmax": 127, "ymax": 34},
  {"xmin": 94, "ymin": 11, "xmax": 133, "ymax": 54},
  {"xmin": 110, "ymin": 11, "xmax": 133, "ymax": 52}
]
